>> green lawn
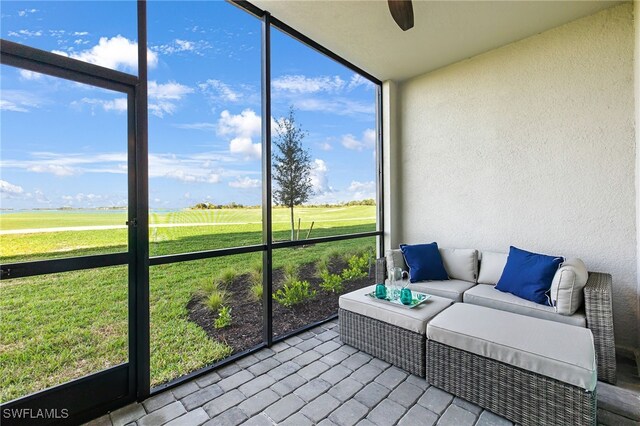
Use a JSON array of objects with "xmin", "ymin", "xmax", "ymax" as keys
[{"xmin": 0, "ymin": 206, "xmax": 376, "ymax": 402}]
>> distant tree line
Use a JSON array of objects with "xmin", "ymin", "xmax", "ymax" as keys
[
  {"xmin": 191, "ymin": 199, "xmax": 375, "ymax": 210},
  {"xmin": 191, "ymin": 202, "xmax": 255, "ymax": 210}
]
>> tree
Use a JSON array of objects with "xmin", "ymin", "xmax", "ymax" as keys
[{"xmin": 273, "ymin": 107, "xmax": 313, "ymax": 240}]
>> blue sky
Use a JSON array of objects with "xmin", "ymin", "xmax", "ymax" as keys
[{"xmin": 0, "ymin": 1, "xmax": 377, "ymax": 210}]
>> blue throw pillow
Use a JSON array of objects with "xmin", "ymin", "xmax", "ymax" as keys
[
  {"xmin": 400, "ymin": 243, "xmax": 449, "ymax": 282},
  {"xmin": 496, "ymin": 246, "xmax": 564, "ymax": 305}
]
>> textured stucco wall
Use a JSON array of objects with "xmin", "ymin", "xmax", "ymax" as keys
[
  {"xmin": 398, "ymin": 3, "xmax": 637, "ymax": 349},
  {"xmin": 635, "ymin": 0, "xmax": 640, "ymax": 349},
  {"xmin": 383, "ymin": 81, "xmax": 400, "ymax": 252}
]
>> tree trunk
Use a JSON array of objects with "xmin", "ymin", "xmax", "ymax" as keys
[{"xmin": 289, "ymin": 204, "xmax": 295, "ymax": 241}]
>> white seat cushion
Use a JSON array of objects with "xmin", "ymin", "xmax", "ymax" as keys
[
  {"xmin": 427, "ymin": 303, "xmax": 597, "ymax": 391},
  {"xmin": 477, "ymin": 251, "xmax": 508, "ymax": 285},
  {"xmin": 439, "ymin": 248, "xmax": 478, "ymax": 282},
  {"xmin": 409, "ymin": 279, "xmax": 476, "ymax": 302},
  {"xmin": 463, "ymin": 284, "xmax": 586, "ymax": 327},
  {"xmin": 550, "ymin": 258, "xmax": 588, "ymax": 315},
  {"xmin": 339, "ymin": 285, "xmax": 453, "ymax": 334}
]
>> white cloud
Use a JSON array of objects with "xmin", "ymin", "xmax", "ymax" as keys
[
  {"xmin": 18, "ymin": 9, "xmax": 38, "ymax": 17},
  {"xmin": 295, "ymin": 98, "xmax": 375, "ymax": 116},
  {"xmin": 348, "ymin": 180, "xmax": 375, "ymax": 192},
  {"xmin": 199, "ymin": 79, "xmax": 241, "ymax": 102},
  {"xmin": 73, "ymin": 97, "xmax": 128, "ymax": 113},
  {"xmin": 0, "ymin": 90, "xmax": 44, "ymax": 112},
  {"xmin": 341, "ymin": 128, "xmax": 376, "ymax": 151},
  {"xmin": 153, "ymin": 39, "xmax": 210, "ymax": 56},
  {"xmin": 272, "ymin": 75, "xmax": 345, "ymax": 94},
  {"xmin": 217, "ymin": 109, "xmax": 262, "ymax": 160},
  {"xmin": 27, "ymin": 164, "xmax": 78, "ymax": 177},
  {"xmin": 149, "ymin": 80, "xmax": 193, "ymax": 100},
  {"xmin": 147, "ymin": 81, "xmax": 194, "ymax": 117},
  {"xmin": 52, "ymin": 35, "xmax": 158, "ymax": 72},
  {"xmin": 310, "ymin": 159, "xmax": 331, "ymax": 195},
  {"xmin": 347, "ymin": 74, "xmax": 374, "ymax": 91},
  {"xmin": 174, "ymin": 122, "xmax": 217, "ymax": 131},
  {"xmin": 19, "ymin": 69, "xmax": 42, "ymax": 80},
  {"xmin": 318, "ymin": 142, "xmax": 333, "ymax": 151},
  {"xmin": 228, "ymin": 177, "xmax": 260, "ymax": 189},
  {"xmin": 229, "ymin": 137, "xmax": 261, "ymax": 159},
  {"xmin": 72, "ymin": 31, "xmax": 89, "ymax": 36},
  {"xmin": 0, "ymin": 180, "xmax": 24, "ymax": 196}
]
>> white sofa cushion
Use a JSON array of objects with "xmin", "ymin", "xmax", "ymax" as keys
[
  {"xmin": 550, "ymin": 258, "xmax": 588, "ymax": 315},
  {"xmin": 463, "ymin": 284, "xmax": 586, "ymax": 327},
  {"xmin": 339, "ymin": 285, "xmax": 453, "ymax": 333},
  {"xmin": 386, "ymin": 249, "xmax": 408, "ymax": 273},
  {"xmin": 477, "ymin": 251, "xmax": 508, "ymax": 285},
  {"xmin": 409, "ymin": 279, "xmax": 476, "ymax": 303},
  {"xmin": 427, "ymin": 303, "xmax": 597, "ymax": 391},
  {"xmin": 439, "ymin": 248, "xmax": 478, "ymax": 282}
]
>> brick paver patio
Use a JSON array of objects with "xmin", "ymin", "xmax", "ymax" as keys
[{"xmin": 86, "ymin": 319, "xmax": 514, "ymax": 426}]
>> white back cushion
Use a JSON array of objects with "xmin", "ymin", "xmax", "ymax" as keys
[
  {"xmin": 478, "ymin": 251, "xmax": 508, "ymax": 285},
  {"xmin": 439, "ymin": 248, "xmax": 478, "ymax": 282},
  {"xmin": 385, "ymin": 249, "xmax": 408, "ymax": 272},
  {"xmin": 550, "ymin": 258, "xmax": 588, "ymax": 315}
]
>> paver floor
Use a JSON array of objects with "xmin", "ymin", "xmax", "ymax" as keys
[{"xmin": 83, "ymin": 320, "xmax": 525, "ymax": 426}]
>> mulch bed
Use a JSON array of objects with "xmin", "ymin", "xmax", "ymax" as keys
[{"xmin": 187, "ymin": 256, "xmax": 373, "ymax": 354}]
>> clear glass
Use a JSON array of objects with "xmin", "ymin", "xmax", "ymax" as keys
[
  {"xmin": 0, "ymin": 65, "xmax": 128, "ymax": 264},
  {"xmin": 0, "ymin": 266, "xmax": 128, "ymax": 403},
  {"xmin": 272, "ymin": 237, "xmax": 376, "ymax": 340},
  {"xmin": 147, "ymin": 1, "xmax": 262, "ymax": 257},
  {"xmin": 1, "ymin": 1, "xmax": 137, "ymax": 74},
  {"xmin": 270, "ymin": 27, "xmax": 378, "ymax": 243},
  {"xmin": 150, "ymin": 252, "xmax": 263, "ymax": 388}
]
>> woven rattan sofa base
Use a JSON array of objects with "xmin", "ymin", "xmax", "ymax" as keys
[
  {"xmin": 339, "ymin": 308, "xmax": 425, "ymax": 377},
  {"xmin": 426, "ymin": 340, "xmax": 596, "ymax": 426}
]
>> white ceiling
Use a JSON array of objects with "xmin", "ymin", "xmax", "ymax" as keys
[{"xmin": 250, "ymin": 0, "xmax": 623, "ymax": 82}]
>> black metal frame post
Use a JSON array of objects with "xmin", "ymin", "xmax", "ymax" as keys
[
  {"xmin": 135, "ymin": 0, "xmax": 151, "ymax": 401},
  {"xmin": 261, "ymin": 11, "xmax": 273, "ymax": 345}
]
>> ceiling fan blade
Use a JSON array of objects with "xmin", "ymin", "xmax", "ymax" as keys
[{"xmin": 388, "ymin": 0, "xmax": 414, "ymax": 31}]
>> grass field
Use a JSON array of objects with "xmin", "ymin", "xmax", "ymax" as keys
[{"xmin": 0, "ymin": 206, "xmax": 377, "ymax": 402}]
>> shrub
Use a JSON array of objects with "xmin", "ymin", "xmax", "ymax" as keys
[
  {"xmin": 214, "ymin": 306, "xmax": 232, "ymax": 329},
  {"xmin": 205, "ymin": 289, "xmax": 228, "ymax": 312},
  {"xmin": 218, "ymin": 268, "xmax": 238, "ymax": 285},
  {"xmin": 282, "ymin": 263, "xmax": 299, "ymax": 283},
  {"xmin": 341, "ymin": 252, "xmax": 370, "ymax": 280},
  {"xmin": 249, "ymin": 282, "xmax": 263, "ymax": 302},
  {"xmin": 319, "ymin": 269, "xmax": 344, "ymax": 293},
  {"xmin": 315, "ymin": 257, "xmax": 330, "ymax": 275},
  {"xmin": 273, "ymin": 280, "xmax": 316, "ymax": 307}
]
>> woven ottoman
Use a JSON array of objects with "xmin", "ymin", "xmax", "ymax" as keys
[
  {"xmin": 339, "ymin": 285, "xmax": 453, "ymax": 376},
  {"xmin": 426, "ymin": 303, "xmax": 597, "ymax": 426}
]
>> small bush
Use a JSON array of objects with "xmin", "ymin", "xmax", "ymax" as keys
[
  {"xmin": 341, "ymin": 252, "xmax": 370, "ymax": 280},
  {"xmin": 218, "ymin": 268, "xmax": 238, "ymax": 285},
  {"xmin": 274, "ymin": 280, "xmax": 316, "ymax": 307},
  {"xmin": 315, "ymin": 257, "xmax": 330, "ymax": 275},
  {"xmin": 214, "ymin": 306, "xmax": 232, "ymax": 329},
  {"xmin": 319, "ymin": 269, "xmax": 344, "ymax": 293},
  {"xmin": 249, "ymin": 282, "xmax": 263, "ymax": 302},
  {"xmin": 206, "ymin": 289, "xmax": 228, "ymax": 312},
  {"xmin": 282, "ymin": 263, "xmax": 299, "ymax": 283}
]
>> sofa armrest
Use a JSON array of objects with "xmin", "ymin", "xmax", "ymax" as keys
[{"xmin": 584, "ymin": 272, "xmax": 616, "ymax": 384}]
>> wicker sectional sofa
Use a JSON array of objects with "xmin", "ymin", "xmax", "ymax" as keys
[{"xmin": 337, "ymin": 247, "xmax": 616, "ymax": 426}]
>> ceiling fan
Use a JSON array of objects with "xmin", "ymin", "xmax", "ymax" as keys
[{"xmin": 388, "ymin": 0, "xmax": 414, "ymax": 31}]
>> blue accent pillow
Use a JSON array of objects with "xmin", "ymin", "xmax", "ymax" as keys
[
  {"xmin": 400, "ymin": 243, "xmax": 449, "ymax": 282},
  {"xmin": 496, "ymin": 246, "xmax": 564, "ymax": 305}
]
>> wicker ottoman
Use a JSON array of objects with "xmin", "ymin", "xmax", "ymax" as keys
[
  {"xmin": 426, "ymin": 304, "xmax": 597, "ymax": 426},
  {"xmin": 339, "ymin": 285, "xmax": 453, "ymax": 376}
]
